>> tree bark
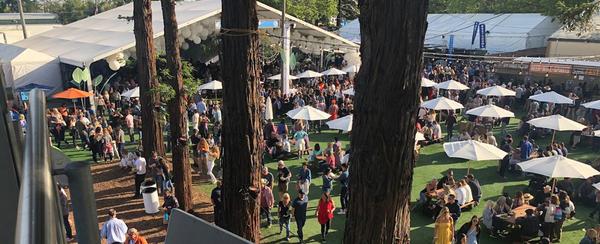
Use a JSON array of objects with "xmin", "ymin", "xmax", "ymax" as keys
[
  {"xmin": 160, "ymin": 0, "xmax": 194, "ymax": 211},
  {"xmin": 220, "ymin": 0, "xmax": 262, "ymax": 242},
  {"xmin": 133, "ymin": 0, "xmax": 165, "ymax": 160},
  {"xmin": 343, "ymin": 1, "xmax": 428, "ymax": 243}
]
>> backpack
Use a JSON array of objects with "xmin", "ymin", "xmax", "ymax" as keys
[{"xmin": 554, "ymin": 207, "xmax": 563, "ymax": 221}]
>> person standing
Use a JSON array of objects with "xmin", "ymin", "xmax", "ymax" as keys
[
  {"xmin": 446, "ymin": 112, "xmax": 457, "ymax": 141},
  {"xmin": 499, "ymin": 136, "xmax": 513, "ymax": 178},
  {"xmin": 520, "ymin": 135, "xmax": 533, "ymax": 161},
  {"xmin": 433, "ymin": 207, "xmax": 454, "ymax": 244},
  {"xmin": 211, "ymin": 181, "xmax": 224, "ymax": 227},
  {"xmin": 261, "ymin": 166, "xmax": 274, "ymax": 189},
  {"xmin": 125, "ymin": 110, "xmax": 135, "ymax": 143},
  {"xmin": 124, "ymin": 228, "xmax": 148, "ymax": 244},
  {"xmin": 278, "ymin": 193, "xmax": 293, "ymax": 241},
  {"xmin": 338, "ymin": 163, "xmax": 350, "ymax": 214},
  {"xmin": 147, "ymin": 151, "xmax": 165, "ymax": 195},
  {"xmin": 100, "ymin": 209, "xmax": 128, "ymax": 244},
  {"xmin": 162, "ymin": 190, "xmax": 180, "ymax": 224},
  {"xmin": 260, "ymin": 179, "xmax": 275, "ymax": 227},
  {"xmin": 115, "ymin": 126, "xmax": 125, "ymax": 159},
  {"xmin": 292, "ymin": 190, "xmax": 308, "ymax": 244},
  {"xmin": 277, "ymin": 160, "xmax": 292, "ymax": 199},
  {"xmin": 206, "ymin": 146, "xmax": 220, "ymax": 184},
  {"xmin": 133, "ymin": 152, "xmax": 147, "ymax": 198},
  {"xmin": 456, "ymin": 215, "xmax": 481, "ymax": 244},
  {"xmin": 58, "ymin": 184, "xmax": 73, "ymax": 241},
  {"xmin": 316, "ymin": 192, "xmax": 336, "ymax": 241},
  {"xmin": 297, "ymin": 162, "xmax": 311, "ymax": 195}
]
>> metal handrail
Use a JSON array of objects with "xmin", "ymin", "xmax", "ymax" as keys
[{"xmin": 15, "ymin": 89, "xmax": 64, "ymax": 244}]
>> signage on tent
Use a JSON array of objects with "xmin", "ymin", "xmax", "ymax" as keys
[
  {"xmin": 471, "ymin": 21, "xmax": 480, "ymax": 45},
  {"xmin": 479, "ymin": 24, "xmax": 486, "ymax": 49}
]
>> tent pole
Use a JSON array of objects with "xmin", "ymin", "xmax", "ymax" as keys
[{"xmin": 552, "ymin": 130, "xmax": 556, "ymax": 143}]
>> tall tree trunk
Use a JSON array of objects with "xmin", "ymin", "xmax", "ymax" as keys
[
  {"xmin": 343, "ymin": 1, "xmax": 428, "ymax": 243},
  {"xmin": 133, "ymin": 0, "xmax": 165, "ymax": 160},
  {"xmin": 160, "ymin": 0, "xmax": 193, "ymax": 211},
  {"xmin": 220, "ymin": 0, "xmax": 262, "ymax": 242}
]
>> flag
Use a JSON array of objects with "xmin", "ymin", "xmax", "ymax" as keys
[
  {"xmin": 471, "ymin": 21, "xmax": 480, "ymax": 45},
  {"xmin": 479, "ymin": 24, "xmax": 486, "ymax": 49}
]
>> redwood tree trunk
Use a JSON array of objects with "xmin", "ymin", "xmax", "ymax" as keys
[
  {"xmin": 343, "ymin": 1, "xmax": 428, "ymax": 243},
  {"xmin": 133, "ymin": 0, "xmax": 165, "ymax": 160},
  {"xmin": 160, "ymin": 0, "xmax": 193, "ymax": 211},
  {"xmin": 220, "ymin": 0, "xmax": 262, "ymax": 242}
]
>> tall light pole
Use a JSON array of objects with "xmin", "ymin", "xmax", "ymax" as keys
[
  {"xmin": 17, "ymin": 0, "xmax": 28, "ymax": 39},
  {"xmin": 280, "ymin": 0, "xmax": 290, "ymax": 95}
]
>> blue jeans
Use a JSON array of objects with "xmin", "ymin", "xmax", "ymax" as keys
[
  {"xmin": 279, "ymin": 217, "xmax": 290, "ymax": 238},
  {"xmin": 295, "ymin": 217, "xmax": 306, "ymax": 241},
  {"xmin": 154, "ymin": 175, "xmax": 165, "ymax": 194}
]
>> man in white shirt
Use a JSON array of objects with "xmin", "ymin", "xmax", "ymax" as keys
[
  {"xmin": 191, "ymin": 110, "xmax": 200, "ymax": 130},
  {"xmin": 133, "ymin": 152, "xmax": 147, "ymax": 198},
  {"xmin": 101, "ymin": 209, "xmax": 128, "ymax": 244}
]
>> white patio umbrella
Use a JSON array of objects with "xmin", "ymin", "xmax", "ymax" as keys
[
  {"xmin": 286, "ymin": 105, "xmax": 331, "ymax": 121},
  {"xmin": 267, "ymin": 74, "xmax": 299, "ymax": 80},
  {"xmin": 476, "ymin": 85, "xmax": 516, "ymax": 97},
  {"xmin": 582, "ymin": 100, "xmax": 600, "ymax": 110},
  {"xmin": 527, "ymin": 114, "xmax": 586, "ymax": 142},
  {"xmin": 342, "ymin": 88, "xmax": 355, "ymax": 96},
  {"xmin": 594, "ymin": 130, "xmax": 600, "ymax": 137},
  {"xmin": 420, "ymin": 97, "xmax": 464, "ymax": 110},
  {"xmin": 466, "ymin": 104, "xmax": 515, "ymax": 118},
  {"xmin": 321, "ymin": 68, "xmax": 347, "ymax": 76},
  {"xmin": 593, "ymin": 182, "xmax": 600, "ymax": 191},
  {"xmin": 264, "ymin": 96, "xmax": 273, "ymax": 120},
  {"xmin": 120, "ymin": 87, "xmax": 140, "ymax": 98},
  {"xmin": 529, "ymin": 91, "xmax": 573, "ymax": 104},
  {"xmin": 518, "ymin": 155, "xmax": 600, "ymax": 191},
  {"xmin": 296, "ymin": 70, "xmax": 323, "ymax": 78},
  {"xmin": 421, "ymin": 77, "xmax": 437, "ymax": 88},
  {"xmin": 198, "ymin": 80, "xmax": 223, "ymax": 90},
  {"xmin": 435, "ymin": 79, "xmax": 469, "ymax": 90},
  {"xmin": 343, "ymin": 65, "xmax": 360, "ymax": 73},
  {"xmin": 326, "ymin": 114, "xmax": 353, "ymax": 132},
  {"xmin": 443, "ymin": 140, "xmax": 508, "ymax": 174}
]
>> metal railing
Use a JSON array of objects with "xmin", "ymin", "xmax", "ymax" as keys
[{"xmin": 15, "ymin": 88, "xmax": 65, "ymax": 244}]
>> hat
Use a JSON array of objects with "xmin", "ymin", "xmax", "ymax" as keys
[{"xmin": 523, "ymin": 193, "xmax": 534, "ymax": 201}]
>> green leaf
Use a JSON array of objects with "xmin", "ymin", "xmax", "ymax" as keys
[
  {"xmin": 93, "ymin": 75, "xmax": 104, "ymax": 86},
  {"xmin": 72, "ymin": 68, "xmax": 83, "ymax": 83}
]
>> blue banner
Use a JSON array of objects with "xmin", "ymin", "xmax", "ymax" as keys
[
  {"xmin": 448, "ymin": 34, "xmax": 455, "ymax": 54},
  {"xmin": 471, "ymin": 21, "xmax": 480, "ymax": 45},
  {"xmin": 479, "ymin": 23, "xmax": 486, "ymax": 49}
]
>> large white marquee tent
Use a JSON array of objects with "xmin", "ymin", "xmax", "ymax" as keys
[
  {"xmin": 339, "ymin": 13, "xmax": 560, "ymax": 54},
  {"xmin": 0, "ymin": 0, "xmax": 358, "ymax": 92}
]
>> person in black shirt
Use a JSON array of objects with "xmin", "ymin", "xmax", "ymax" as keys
[
  {"xmin": 338, "ymin": 163, "xmax": 350, "ymax": 214},
  {"xmin": 277, "ymin": 161, "xmax": 292, "ymax": 199},
  {"xmin": 211, "ymin": 181, "xmax": 223, "ymax": 227},
  {"xmin": 446, "ymin": 112, "xmax": 457, "ymax": 141},
  {"xmin": 466, "ymin": 174, "xmax": 482, "ymax": 204},
  {"xmin": 437, "ymin": 170, "xmax": 453, "ymax": 189},
  {"xmin": 499, "ymin": 136, "xmax": 513, "ymax": 178},
  {"xmin": 512, "ymin": 209, "xmax": 540, "ymax": 242},
  {"xmin": 292, "ymin": 190, "xmax": 308, "ymax": 243},
  {"xmin": 261, "ymin": 166, "xmax": 274, "ymax": 189},
  {"xmin": 445, "ymin": 194, "xmax": 461, "ymax": 223}
]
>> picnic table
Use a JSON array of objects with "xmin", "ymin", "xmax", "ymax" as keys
[{"xmin": 498, "ymin": 204, "xmax": 537, "ymax": 224}]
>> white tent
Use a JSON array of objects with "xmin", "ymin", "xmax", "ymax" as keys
[
  {"xmin": 435, "ymin": 80, "xmax": 469, "ymax": 90},
  {"xmin": 0, "ymin": 44, "xmax": 62, "ymax": 93},
  {"xmin": 420, "ymin": 97, "xmax": 464, "ymax": 110},
  {"xmin": 339, "ymin": 14, "xmax": 560, "ymax": 54},
  {"xmin": 421, "ymin": 77, "xmax": 437, "ymax": 88},
  {"xmin": 466, "ymin": 104, "xmax": 515, "ymax": 118},
  {"xmin": 443, "ymin": 140, "xmax": 507, "ymax": 161},
  {"xmin": 321, "ymin": 68, "xmax": 347, "ymax": 76},
  {"xmin": 527, "ymin": 114, "xmax": 586, "ymax": 132},
  {"xmin": 518, "ymin": 155, "xmax": 600, "ymax": 179},
  {"xmin": 267, "ymin": 74, "xmax": 299, "ymax": 80},
  {"xmin": 529, "ymin": 91, "xmax": 573, "ymax": 104},
  {"xmin": 121, "ymin": 87, "xmax": 140, "ymax": 98},
  {"xmin": 286, "ymin": 105, "xmax": 331, "ymax": 120},
  {"xmin": 582, "ymin": 100, "xmax": 600, "ymax": 110},
  {"xmin": 326, "ymin": 114, "xmax": 353, "ymax": 132},
  {"xmin": 198, "ymin": 80, "xmax": 223, "ymax": 90},
  {"xmin": 296, "ymin": 70, "xmax": 322, "ymax": 78},
  {"xmin": 476, "ymin": 85, "xmax": 516, "ymax": 97}
]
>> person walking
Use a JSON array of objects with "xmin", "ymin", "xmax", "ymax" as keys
[
  {"xmin": 292, "ymin": 190, "xmax": 308, "ymax": 244},
  {"xmin": 124, "ymin": 228, "xmax": 148, "ymax": 244},
  {"xmin": 115, "ymin": 126, "xmax": 125, "ymax": 159},
  {"xmin": 133, "ymin": 152, "xmax": 147, "ymax": 198},
  {"xmin": 338, "ymin": 163, "xmax": 350, "ymax": 214},
  {"xmin": 297, "ymin": 162, "xmax": 311, "ymax": 195},
  {"xmin": 206, "ymin": 146, "xmax": 220, "ymax": 184},
  {"xmin": 211, "ymin": 181, "xmax": 224, "ymax": 227},
  {"xmin": 58, "ymin": 184, "xmax": 73, "ymax": 241},
  {"xmin": 100, "ymin": 209, "xmax": 128, "ymax": 244},
  {"xmin": 148, "ymin": 151, "xmax": 165, "ymax": 195},
  {"xmin": 260, "ymin": 179, "xmax": 275, "ymax": 227},
  {"xmin": 277, "ymin": 160, "xmax": 292, "ymax": 199},
  {"xmin": 162, "ymin": 190, "xmax": 179, "ymax": 224},
  {"xmin": 125, "ymin": 110, "xmax": 135, "ymax": 143},
  {"xmin": 278, "ymin": 193, "xmax": 293, "ymax": 241},
  {"xmin": 316, "ymin": 192, "xmax": 335, "ymax": 241}
]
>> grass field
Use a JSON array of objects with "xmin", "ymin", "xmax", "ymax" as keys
[{"xmin": 61, "ymin": 115, "xmax": 600, "ymax": 244}]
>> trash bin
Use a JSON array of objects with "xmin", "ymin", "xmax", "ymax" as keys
[
  {"xmin": 140, "ymin": 179, "xmax": 157, "ymax": 194},
  {"xmin": 142, "ymin": 186, "xmax": 160, "ymax": 214}
]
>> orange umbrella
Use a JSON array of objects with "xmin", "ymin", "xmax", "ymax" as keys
[{"xmin": 52, "ymin": 88, "xmax": 93, "ymax": 99}]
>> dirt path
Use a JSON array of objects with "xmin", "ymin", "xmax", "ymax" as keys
[{"xmin": 88, "ymin": 162, "xmax": 214, "ymax": 244}]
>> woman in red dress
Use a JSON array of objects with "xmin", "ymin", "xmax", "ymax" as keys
[
  {"xmin": 328, "ymin": 100, "xmax": 339, "ymax": 120},
  {"xmin": 316, "ymin": 192, "xmax": 336, "ymax": 241}
]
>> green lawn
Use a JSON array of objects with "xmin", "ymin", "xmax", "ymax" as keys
[{"xmin": 61, "ymin": 117, "xmax": 600, "ymax": 244}]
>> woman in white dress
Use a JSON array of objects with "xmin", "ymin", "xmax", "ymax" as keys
[{"xmin": 206, "ymin": 146, "xmax": 220, "ymax": 184}]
